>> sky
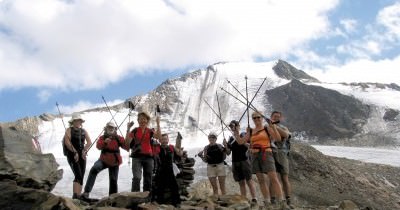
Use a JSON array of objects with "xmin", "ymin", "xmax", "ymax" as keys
[{"xmin": 1, "ymin": 0, "xmax": 400, "ymax": 122}]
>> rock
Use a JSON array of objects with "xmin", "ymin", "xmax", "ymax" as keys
[
  {"xmin": 95, "ymin": 191, "xmax": 150, "ymax": 208},
  {"xmin": 272, "ymin": 59, "xmax": 320, "ymax": 82},
  {"xmin": 266, "ymin": 79, "xmax": 370, "ymax": 140},
  {"xmin": 0, "ymin": 179, "xmax": 80, "ymax": 210},
  {"xmin": 39, "ymin": 113, "xmax": 55, "ymax": 121},
  {"xmin": 383, "ymin": 108, "xmax": 399, "ymax": 121},
  {"xmin": 0, "ymin": 126, "xmax": 62, "ymax": 191},
  {"xmin": 338, "ymin": 200, "xmax": 359, "ymax": 210}
]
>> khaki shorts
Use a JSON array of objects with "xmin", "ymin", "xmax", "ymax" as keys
[
  {"xmin": 207, "ymin": 163, "xmax": 226, "ymax": 177},
  {"xmin": 273, "ymin": 150, "xmax": 289, "ymax": 175},
  {"xmin": 251, "ymin": 151, "xmax": 276, "ymax": 174}
]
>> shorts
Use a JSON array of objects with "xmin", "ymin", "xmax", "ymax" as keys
[
  {"xmin": 207, "ymin": 163, "xmax": 226, "ymax": 177},
  {"xmin": 273, "ymin": 150, "xmax": 289, "ymax": 175},
  {"xmin": 232, "ymin": 160, "xmax": 252, "ymax": 182},
  {"xmin": 251, "ymin": 151, "xmax": 276, "ymax": 174}
]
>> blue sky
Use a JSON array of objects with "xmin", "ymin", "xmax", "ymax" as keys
[{"xmin": 1, "ymin": 0, "xmax": 400, "ymax": 122}]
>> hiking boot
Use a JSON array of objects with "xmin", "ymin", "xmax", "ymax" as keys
[
  {"xmin": 277, "ymin": 200, "xmax": 290, "ymax": 210},
  {"xmin": 80, "ymin": 192, "xmax": 90, "ymax": 201},
  {"xmin": 250, "ymin": 198, "xmax": 258, "ymax": 208},
  {"xmin": 263, "ymin": 200, "xmax": 272, "ymax": 210}
]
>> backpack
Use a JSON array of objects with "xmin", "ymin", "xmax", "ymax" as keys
[
  {"xmin": 129, "ymin": 127, "xmax": 154, "ymax": 156},
  {"xmin": 202, "ymin": 144, "xmax": 226, "ymax": 164},
  {"xmin": 62, "ymin": 128, "xmax": 85, "ymax": 156}
]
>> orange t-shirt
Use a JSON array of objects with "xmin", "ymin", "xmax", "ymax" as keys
[{"xmin": 250, "ymin": 129, "xmax": 272, "ymax": 152}]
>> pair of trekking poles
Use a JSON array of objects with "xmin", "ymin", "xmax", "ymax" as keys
[{"xmin": 56, "ymin": 96, "xmax": 147, "ymax": 165}]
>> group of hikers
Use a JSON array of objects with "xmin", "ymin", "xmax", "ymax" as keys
[
  {"xmin": 62, "ymin": 108, "xmax": 292, "ymax": 209},
  {"xmin": 197, "ymin": 111, "xmax": 292, "ymax": 209},
  {"xmin": 63, "ymin": 111, "xmax": 183, "ymax": 206}
]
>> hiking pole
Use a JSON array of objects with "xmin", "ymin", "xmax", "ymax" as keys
[
  {"xmin": 203, "ymin": 99, "xmax": 233, "ymax": 136},
  {"xmin": 215, "ymin": 91, "xmax": 226, "ymax": 141},
  {"xmin": 192, "ymin": 120, "xmax": 209, "ymax": 137},
  {"xmin": 102, "ymin": 96, "xmax": 124, "ymax": 137},
  {"xmin": 238, "ymin": 75, "xmax": 269, "ymax": 122},
  {"xmin": 87, "ymin": 110, "xmax": 120, "ymax": 152},
  {"xmin": 245, "ymin": 75, "xmax": 250, "ymax": 129},
  {"xmin": 56, "ymin": 102, "xmax": 67, "ymax": 153},
  {"xmin": 220, "ymin": 87, "xmax": 258, "ymax": 112},
  {"xmin": 56, "ymin": 102, "xmax": 67, "ymax": 130}
]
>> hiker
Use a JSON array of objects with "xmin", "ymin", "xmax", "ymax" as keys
[
  {"xmin": 125, "ymin": 111, "xmax": 161, "ymax": 192},
  {"xmin": 153, "ymin": 133, "xmax": 183, "ymax": 207},
  {"xmin": 236, "ymin": 111, "xmax": 287, "ymax": 208},
  {"xmin": 225, "ymin": 120, "xmax": 257, "ymax": 204},
  {"xmin": 270, "ymin": 111, "xmax": 292, "ymax": 206},
  {"xmin": 197, "ymin": 131, "xmax": 228, "ymax": 196},
  {"xmin": 81, "ymin": 122, "xmax": 127, "ymax": 200},
  {"xmin": 63, "ymin": 113, "xmax": 92, "ymax": 199}
]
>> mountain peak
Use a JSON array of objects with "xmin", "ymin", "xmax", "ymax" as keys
[{"xmin": 273, "ymin": 59, "xmax": 319, "ymax": 82}]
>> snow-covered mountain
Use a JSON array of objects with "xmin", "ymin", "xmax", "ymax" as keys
[{"xmin": 4, "ymin": 59, "xmax": 400, "ymax": 198}]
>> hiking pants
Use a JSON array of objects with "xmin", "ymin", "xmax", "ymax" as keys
[
  {"xmin": 84, "ymin": 160, "xmax": 119, "ymax": 195},
  {"xmin": 67, "ymin": 152, "xmax": 86, "ymax": 185},
  {"xmin": 131, "ymin": 156, "xmax": 154, "ymax": 192},
  {"xmin": 154, "ymin": 166, "xmax": 181, "ymax": 206}
]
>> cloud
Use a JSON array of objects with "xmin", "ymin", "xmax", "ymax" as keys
[
  {"xmin": 334, "ymin": 2, "xmax": 400, "ymax": 60},
  {"xmin": 377, "ymin": 2, "xmax": 400, "ymax": 42},
  {"xmin": 305, "ymin": 56, "xmax": 400, "ymax": 85},
  {"xmin": 340, "ymin": 19, "xmax": 357, "ymax": 34},
  {"xmin": 56, "ymin": 99, "xmax": 124, "ymax": 114},
  {"xmin": 0, "ymin": 0, "xmax": 339, "ymax": 91},
  {"xmin": 37, "ymin": 89, "xmax": 52, "ymax": 103}
]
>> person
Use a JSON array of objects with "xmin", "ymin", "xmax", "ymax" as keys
[
  {"xmin": 153, "ymin": 133, "xmax": 183, "ymax": 207},
  {"xmin": 125, "ymin": 111, "xmax": 161, "ymax": 192},
  {"xmin": 63, "ymin": 113, "xmax": 92, "ymax": 199},
  {"xmin": 270, "ymin": 111, "xmax": 292, "ymax": 206},
  {"xmin": 197, "ymin": 131, "xmax": 227, "ymax": 197},
  {"xmin": 225, "ymin": 120, "xmax": 257, "ymax": 204},
  {"xmin": 81, "ymin": 122, "xmax": 127, "ymax": 200},
  {"xmin": 236, "ymin": 111, "xmax": 287, "ymax": 209}
]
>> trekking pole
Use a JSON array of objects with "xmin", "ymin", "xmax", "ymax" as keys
[
  {"xmin": 238, "ymin": 75, "xmax": 269, "ymax": 122},
  {"xmin": 56, "ymin": 102, "xmax": 67, "ymax": 130},
  {"xmin": 56, "ymin": 102, "xmax": 67, "ymax": 153},
  {"xmin": 192, "ymin": 120, "xmax": 209, "ymax": 137},
  {"xmin": 215, "ymin": 91, "xmax": 226, "ymax": 140},
  {"xmin": 203, "ymin": 99, "xmax": 233, "ymax": 136},
  {"xmin": 245, "ymin": 76, "xmax": 250, "ymax": 129},
  {"xmin": 220, "ymin": 87, "xmax": 258, "ymax": 112},
  {"xmin": 87, "ymin": 110, "xmax": 120, "ymax": 151},
  {"xmin": 102, "ymin": 96, "xmax": 124, "ymax": 137}
]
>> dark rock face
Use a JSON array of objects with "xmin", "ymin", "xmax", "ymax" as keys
[
  {"xmin": 289, "ymin": 143, "xmax": 400, "ymax": 209},
  {"xmin": 0, "ymin": 126, "xmax": 62, "ymax": 191},
  {"xmin": 383, "ymin": 108, "xmax": 399, "ymax": 121},
  {"xmin": 272, "ymin": 60, "xmax": 319, "ymax": 82},
  {"xmin": 266, "ymin": 79, "xmax": 370, "ymax": 140}
]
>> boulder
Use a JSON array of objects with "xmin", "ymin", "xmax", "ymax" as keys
[
  {"xmin": 0, "ymin": 179, "xmax": 81, "ymax": 210},
  {"xmin": 0, "ymin": 126, "xmax": 62, "ymax": 191},
  {"xmin": 95, "ymin": 191, "xmax": 150, "ymax": 208}
]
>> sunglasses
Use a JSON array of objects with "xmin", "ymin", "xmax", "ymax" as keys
[
  {"xmin": 208, "ymin": 136, "xmax": 217, "ymax": 139},
  {"xmin": 252, "ymin": 116, "xmax": 262, "ymax": 120}
]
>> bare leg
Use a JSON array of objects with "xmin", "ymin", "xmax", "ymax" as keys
[
  {"xmin": 246, "ymin": 179, "xmax": 257, "ymax": 200},
  {"xmin": 239, "ymin": 180, "xmax": 246, "ymax": 197},
  {"xmin": 281, "ymin": 174, "xmax": 292, "ymax": 198},
  {"xmin": 218, "ymin": 176, "xmax": 226, "ymax": 195},
  {"xmin": 268, "ymin": 171, "xmax": 283, "ymax": 200},
  {"xmin": 256, "ymin": 173, "xmax": 270, "ymax": 200},
  {"xmin": 208, "ymin": 177, "xmax": 219, "ymax": 196}
]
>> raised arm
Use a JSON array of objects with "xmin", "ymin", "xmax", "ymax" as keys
[
  {"xmin": 125, "ymin": 122, "xmax": 134, "ymax": 149},
  {"xmin": 154, "ymin": 116, "xmax": 162, "ymax": 140}
]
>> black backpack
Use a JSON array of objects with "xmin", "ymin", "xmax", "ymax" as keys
[{"xmin": 202, "ymin": 144, "xmax": 226, "ymax": 164}]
